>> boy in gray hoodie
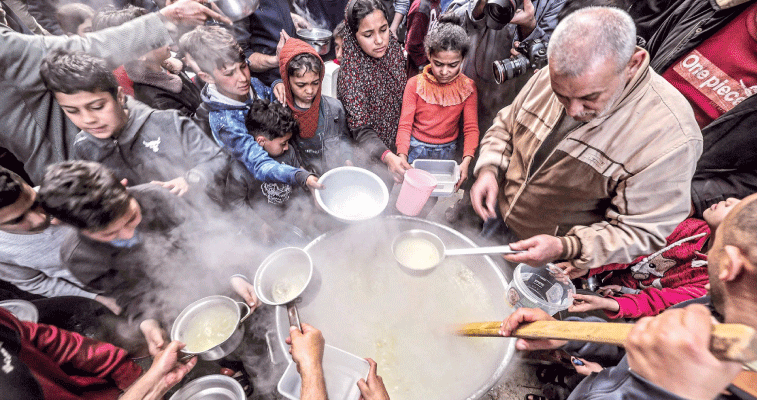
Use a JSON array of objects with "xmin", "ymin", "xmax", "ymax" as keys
[{"xmin": 40, "ymin": 50, "xmax": 227, "ymax": 198}]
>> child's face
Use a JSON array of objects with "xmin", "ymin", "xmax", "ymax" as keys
[
  {"xmin": 81, "ymin": 198, "xmax": 142, "ymax": 243},
  {"xmin": 257, "ymin": 132, "xmax": 292, "ymax": 157},
  {"xmin": 55, "ymin": 88, "xmax": 129, "ymax": 139},
  {"xmin": 356, "ymin": 10, "xmax": 390, "ymax": 59},
  {"xmin": 703, "ymin": 197, "xmax": 741, "ymax": 229},
  {"xmin": 427, "ymin": 50, "xmax": 463, "ymax": 84},
  {"xmin": 76, "ymin": 18, "xmax": 92, "ymax": 36},
  {"xmin": 289, "ymin": 70, "xmax": 321, "ymax": 109},
  {"xmin": 204, "ymin": 61, "xmax": 251, "ymax": 103},
  {"xmin": 334, "ymin": 36, "xmax": 344, "ymax": 63}
]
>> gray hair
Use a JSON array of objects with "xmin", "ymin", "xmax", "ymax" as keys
[{"xmin": 547, "ymin": 6, "xmax": 636, "ymax": 76}]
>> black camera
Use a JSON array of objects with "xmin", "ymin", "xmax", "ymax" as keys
[
  {"xmin": 484, "ymin": 0, "xmax": 522, "ymax": 30},
  {"xmin": 492, "ymin": 39, "xmax": 548, "ymax": 84}
]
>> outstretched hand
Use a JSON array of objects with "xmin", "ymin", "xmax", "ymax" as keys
[{"xmin": 160, "ymin": 0, "xmax": 232, "ymax": 26}]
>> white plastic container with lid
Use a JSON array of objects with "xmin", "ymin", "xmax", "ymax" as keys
[{"xmin": 412, "ymin": 159, "xmax": 460, "ymax": 197}]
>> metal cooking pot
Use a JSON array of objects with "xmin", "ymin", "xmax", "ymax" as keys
[
  {"xmin": 274, "ymin": 216, "xmax": 516, "ymax": 400},
  {"xmin": 169, "ymin": 374, "xmax": 246, "ymax": 400},
  {"xmin": 296, "ymin": 28, "xmax": 333, "ymax": 56},
  {"xmin": 213, "ymin": 0, "xmax": 259, "ymax": 21},
  {"xmin": 171, "ymin": 295, "xmax": 252, "ymax": 361}
]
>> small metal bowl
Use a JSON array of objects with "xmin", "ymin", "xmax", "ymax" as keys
[
  {"xmin": 169, "ymin": 375, "xmax": 246, "ymax": 400},
  {"xmin": 296, "ymin": 28, "xmax": 333, "ymax": 56},
  {"xmin": 315, "ymin": 167, "xmax": 389, "ymax": 223}
]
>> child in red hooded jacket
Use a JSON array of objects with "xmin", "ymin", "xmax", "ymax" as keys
[{"xmin": 567, "ymin": 197, "xmax": 742, "ymax": 319}]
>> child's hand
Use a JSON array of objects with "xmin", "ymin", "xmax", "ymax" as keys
[
  {"xmin": 273, "ymin": 82, "xmax": 286, "ymax": 103},
  {"xmin": 384, "ymin": 153, "xmax": 411, "ymax": 183},
  {"xmin": 230, "ymin": 276, "xmax": 260, "ymax": 311},
  {"xmin": 598, "ymin": 285, "xmax": 623, "ymax": 296},
  {"xmin": 306, "ymin": 175, "xmax": 324, "ymax": 190},
  {"xmin": 151, "ymin": 177, "xmax": 190, "ymax": 196},
  {"xmin": 455, "ymin": 157, "xmax": 472, "ymax": 192},
  {"xmin": 568, "ymin": 293, "xmax": 620, "ymax": 313}
]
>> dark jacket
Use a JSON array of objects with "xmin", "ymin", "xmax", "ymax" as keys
[
  {"xmin": 72, "ymin": 97, "xmax": 227, "ymax": 191},
  {"xmin": 292, "ymin": 95, "xmax": 354, "ymax": 176},
  {"xmin": 131, "ymin": 71, "xmax": 203, "ymax": 117},
  {"xmin": 60, "ymin": 185, "xmax": 192, "ymax": 317},
  {"xmin": 563, "ymin": 313, "xmax": 755, "ymax": 400},
  {"xmin": 233, "ymin": 0, "xmax": 295, "ymax": 86},
  {"xmin": 691, "ymin": 94, "xmax": 757, "ymax": 217},
  {"xmin": 642, "ymin": 0, "xmax": 757, "ymax": 217}
]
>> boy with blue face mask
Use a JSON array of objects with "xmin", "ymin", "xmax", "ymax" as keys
[{"xmin": 38, "ymin": 160, "xmax": 198, "ymax": 355}]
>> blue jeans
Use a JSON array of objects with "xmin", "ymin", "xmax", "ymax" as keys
[{"xmin": 407, "ymin": 136, "xmax": 457, "ymax": 163}]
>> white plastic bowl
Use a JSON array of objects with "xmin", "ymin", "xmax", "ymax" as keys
[{"xmin": 315, "ymin": 167, "xmax": 389, "ymax": 223}]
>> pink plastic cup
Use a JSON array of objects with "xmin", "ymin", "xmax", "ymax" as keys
[{"xmin": 395, "ymin": 169, "xmax": 438, "ymax": 216}]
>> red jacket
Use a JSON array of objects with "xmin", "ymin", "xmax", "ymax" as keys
[
  {"xmin": 0, "ymin": 308, "xmax": 142, "ymax": 399},
  {"xmin": 587, "ymin": 218, "xmax": 710, "ymax": 319}
]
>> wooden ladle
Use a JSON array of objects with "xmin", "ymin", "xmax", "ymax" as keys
[{"xmin": 456, "ymin": 320, "xmax": 757, "ymax": 362}]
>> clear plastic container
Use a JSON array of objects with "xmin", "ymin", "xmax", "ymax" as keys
[
  {"xmin": 278, "ymin": 344, "xmax": 369, "ymax": 400},
  {"xmin": 506, "ymin": 263, "xmax": 575, "ymax": 316}
]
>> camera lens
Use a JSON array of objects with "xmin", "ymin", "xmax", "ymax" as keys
[
  {"xmin": 492, "ymin": 54, "xmax": 529, "ymax": 84},
  {"xmin": 484, "ymin": 0, "xmax": 516, "ymax": 27}
]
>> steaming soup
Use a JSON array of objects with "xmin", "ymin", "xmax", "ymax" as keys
[
  {"xmin": 183, "ymin": 306, "xmax": 237, "ymax": 353},
  {"xmin": 394, "ymin": 237, "xmax": 440, "ymax": 270},
  {"xmin": 271, "ymin": 274, "xmax": 308, "ymax": 303},
  {"xmin": 288, "ymin": 220, "xmax": 513, "ymax": 400}
]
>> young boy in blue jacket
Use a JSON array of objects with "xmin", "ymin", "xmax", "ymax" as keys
[{"xmin": 179, "ymin": 25, "xmax": 320, "ymax": 190}]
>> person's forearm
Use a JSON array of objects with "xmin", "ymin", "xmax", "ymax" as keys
[
  {"xmin": 120, "ymin": 372, "xmax": 171, "ymax": 400},
  {"xmin": 247, "ymin": 52, "xmax": 278, "ymax": 72},
  {"xmin": 300, "ymin": 367, "xmax": 328, "ymax": 400}
]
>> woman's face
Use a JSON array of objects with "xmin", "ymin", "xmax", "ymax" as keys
[{"xmin": 355, "ymin": 10, "xmax": 390, "ymax": 59}]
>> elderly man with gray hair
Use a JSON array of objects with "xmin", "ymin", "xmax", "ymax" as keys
[{"xmin": 469, "ymin": 7, "xmax": 702, "ymax": 272}]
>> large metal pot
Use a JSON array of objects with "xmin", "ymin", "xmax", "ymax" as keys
[
  {"xmin": 296, "ymin": 28, "xmax": 333, "ymax": 56},
  {"xmin": 171, "ymin": 295, "xmax": 252, "ymax": 361},
  {"xmin": 275, "ymin": 216, "xmax": 515, "ymax": 400}
]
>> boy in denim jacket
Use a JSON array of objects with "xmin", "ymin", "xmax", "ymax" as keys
[{"xmin": 180, "ymin": 25, "xmax": 320, "ymax": 190}]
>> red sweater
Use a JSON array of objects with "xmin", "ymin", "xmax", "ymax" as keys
[
  {"xmin": 395, "ymin": 69, "xmax": 479, "ymax": 158},
  {"xmin": 0, "ymin": 308, "xmax": 142, "ymax": 400},
  {"xmin": 662, "ymin": 2, "xmax": 757, "ymax": 128},
  {"xmin": 587, "ymin": 219, "xmax": 710, "ymax": 319}
]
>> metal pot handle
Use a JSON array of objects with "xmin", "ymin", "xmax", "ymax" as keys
[
  {"xmin": 287, "ymin": 302, "xmax": 302, "ymax": 332},
  {"xmin": 237, "ymin": 301, "xmax": 253, "ymax": 324}
]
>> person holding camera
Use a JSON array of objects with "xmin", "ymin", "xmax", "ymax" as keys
[
  {"xmin": 446, "ymin": 0, "xmax": 564, "ymax": 133},
  {"xmin": 469, "ymin": 7, "xmax": 702, "ymax": 273}
]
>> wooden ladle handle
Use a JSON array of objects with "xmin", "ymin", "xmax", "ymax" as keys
[{"xmin": 455, "ymin": 320, "xmax": 757, "ymax": 362}]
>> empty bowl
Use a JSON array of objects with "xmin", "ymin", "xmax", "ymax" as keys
[{"xmin": 315, "ymin": 167, "xmax": 389, "ymax": 223}]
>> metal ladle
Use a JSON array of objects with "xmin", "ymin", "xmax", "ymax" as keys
[
  {"xmin": 392, "ymin": 229, "xmax": 525, "ymax": 273},
  {"xmin": 253, "ymin": 247, "xmax": 313, "ymax": 331}
]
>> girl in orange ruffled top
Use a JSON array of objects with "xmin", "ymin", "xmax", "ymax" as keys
[{"xmin": 395, "ymin": 17, "xmax": 479, "ymax": 193}]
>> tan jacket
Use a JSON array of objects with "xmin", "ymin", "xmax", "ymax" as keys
[{"xmin": 474, "ymin": 50, "xmax": 702, "ymax": 269}]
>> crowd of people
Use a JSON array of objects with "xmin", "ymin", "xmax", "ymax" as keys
[{"xmin": 1, "ymin": 0, "xmax": 756, "ymax": 398}]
